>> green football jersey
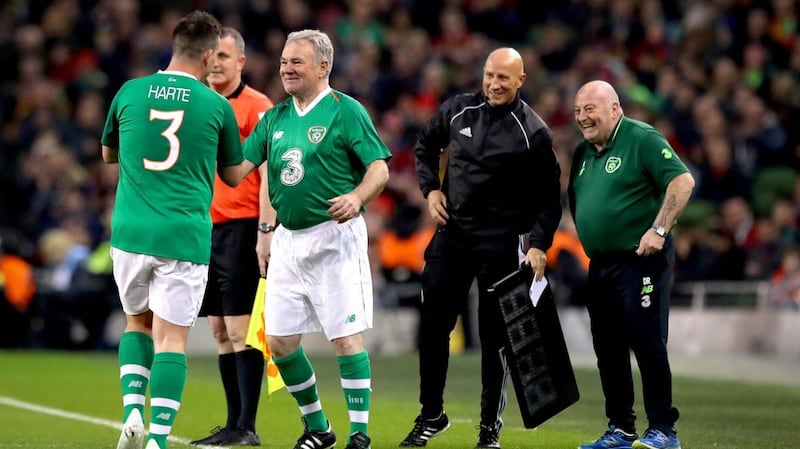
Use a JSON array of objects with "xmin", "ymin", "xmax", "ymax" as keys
[
  {"xmin": 569, "ymin": 116, "xmax": 689, "ymax": 257},
  {"xmin": 101, "ymin": 70, "xmax": 243, "ymax": 264},
  {"xmin": 243, "ymin": 88, "xmax": 391, "ymax": 230}
]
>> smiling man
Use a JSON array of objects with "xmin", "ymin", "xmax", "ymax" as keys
[
  {"xmin": 569, "ymin": 80, "xmax": 694, "ymax": 449},
  {"xmin": 400, "ymin": 47, "xmax": 562, "ymax": 449},
  {"xmin": 237, "ymin": 29, "xmax": 391, "ymax": 449}
]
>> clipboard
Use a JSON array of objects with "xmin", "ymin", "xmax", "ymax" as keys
[{"xmin": 488, "ymin": 267, "xmax": 580, "ymax": 429}]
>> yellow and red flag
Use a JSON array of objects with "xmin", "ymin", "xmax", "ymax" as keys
[{"xmin": 246, "ymin": 278, "xmax": 285, "ymax": 396}]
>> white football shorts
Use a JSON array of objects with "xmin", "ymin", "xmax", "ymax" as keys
[
  {"xmin": 110, "ymin": 247, "xmax": 209, "ymax": 327},
  {"xmin": 265, "ymin": 215, "xmax": 373, "ymax": 339}
]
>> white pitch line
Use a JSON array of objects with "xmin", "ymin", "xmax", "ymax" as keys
[{"xmin": 0, "ymin": 396, "xmax": 229, "ymax": 449}]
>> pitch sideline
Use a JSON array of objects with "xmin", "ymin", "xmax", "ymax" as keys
[{"xmin": 0, "ymin": 395, "xmax": 228, "ymax": 449}]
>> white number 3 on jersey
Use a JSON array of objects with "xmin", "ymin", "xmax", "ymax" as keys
[{"xmin": 145, "ymin": 109, "xmax": 184, "ymax": 171}]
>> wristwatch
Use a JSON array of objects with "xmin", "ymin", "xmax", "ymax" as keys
[
  {"xmin": 650, "ymin": 225, "xmax": 667, "ymax": 238},
  {"xmin": 258, "ymin": 223, "xmax": 276, "ymax": 234}
]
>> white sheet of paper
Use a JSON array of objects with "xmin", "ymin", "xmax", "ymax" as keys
[{"xmin": 529, "ymin": 276, "xmax": 548, "ymax": 307}]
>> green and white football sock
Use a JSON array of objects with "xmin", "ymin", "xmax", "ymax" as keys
[
  {"xmin": 274, "ymin": 345, "xmax": 329, "ymax": 432},
  {"xmin": 118, "ymin": 331, "xmax": 154, "ymax": 423},
  {"xmin": 338, "ymin": 351, "xmax": 371, "ymax": 439},
  {"xmin": 146, "ymin": 352, "xmax": 187, "ymax": 449}
]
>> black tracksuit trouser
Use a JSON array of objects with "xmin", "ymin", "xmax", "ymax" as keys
[
  {"xmin": 417, "ymin": 226, "xmax": 519, "ymax": 431},
  {"xmin": 585, "ymin": 236, "xmax": 680, "ymax": 434}
]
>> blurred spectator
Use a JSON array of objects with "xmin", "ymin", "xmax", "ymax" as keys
[
  {"xmin": 720, "ymin": 196, "xmax": 758, "ymax": 250},
  {"xmin": 768, "ymin": 246, "xmax": 800, "ymax": 310},
  {"xmin": 733, "ymin": 85, "xmax": 789, "ymax": 168},
  {"xmin": 732, "ymin": 7, "xmax": 787, "ymax": 88},
  {"xmin": 377, "ymin": 204, "xmax": 434, "ymax": 308},
  {"xmin": 545, "ymin": 212, "xmax": 590, "ymax": 305},
  {"xmin": 334, "ymin": 0, "xmax": 385, "ymax": 60},
  {"xmin": 33, "ymin": 226, "xmax": 115, "ymax": 350},
  {"xmin": 0, "ymin": 229, "xmax": 36, "ymax": 348},
  {"xmin": 744, "ymin": 216, "xmax": 786, "ymax": 279},
  {"xmin": 768, "ymin": 0, "xmax": 798, "ymax": 50},
  {"xmin": 433, "ymin": 6, "xmax": 479, "ymax": 67},
  {"xmin": 694, "ymin": 136, "xmax": 751, "ymax": 204},
  {"xmin": 771, "ymin": 196, "xmax": 800, "ymax": 245},
  {"xmin": 627, "ymin": 13, "xmax": 670, "ymax": 91}
]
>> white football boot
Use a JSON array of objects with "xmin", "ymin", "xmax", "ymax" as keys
[{"xmin": 116, "ymin": 408, "xmax": 145, "ymax": 449}]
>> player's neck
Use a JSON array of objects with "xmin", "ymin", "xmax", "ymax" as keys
[
  {"xmin": 293, "ymin": 84, "xmax": 329, "ymax": 111},
  {"xmin": 165, "ymin": 57, "xmax": 204, "ymax": 80}
]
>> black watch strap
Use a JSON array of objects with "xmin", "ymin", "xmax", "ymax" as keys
[{"xmin": 258, "ymin": 223, "xmax": 276, "ymax": 233}]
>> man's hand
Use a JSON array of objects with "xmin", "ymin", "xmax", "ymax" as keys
[
  {"xmin": 427, "ymin": 190, "xmax": 449, "ymax": 226},
  {"xmin": 524, "ymin": 247, "xmax": 548, "ymax": 282},
  {"xmin": 256, "ymin": 232, "xmax": 272, "ymax": 278},
  {"xmin": 327, "ymin": 192, "xmax": 363, "ymax": 223},
  {"xmin": 636, "ymin": 230, "xmax": 665, "ymax": 256}
]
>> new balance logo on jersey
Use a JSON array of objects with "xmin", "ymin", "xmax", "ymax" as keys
[
  {"xmin": 127, "ymin": 380, "xmax": 143, "ymax": 389},
  {"xmin": 155, "ymin": 412, "xmax": 172, "ymax": 421},
  {"xmin": 346, "ymin": 314, "xmax": 356, "ymax": 324},
  {"xmin": 459, "ymin": 127, "xmax": 472, "ymax": 137},
  {"xmin": 273, "ymin": 131, "xmax": 284, "ymax": 140}
]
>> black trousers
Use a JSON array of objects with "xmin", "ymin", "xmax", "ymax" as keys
[
  {"xmin": 417, "ymin": 226, "xmax": 519, "ymax": 431},
  {"xmin": 200, "ymin": 218, "xmax": 261, "ymax": 317},
  {"xmin": 586, "ymin": 237, "xmax": 680, "ymax": 434}
]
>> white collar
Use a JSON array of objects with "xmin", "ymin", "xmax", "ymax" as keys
[
  {"xmin": 157, "ymin": 70, "xmax": 197, "ymax": 80},
  {"xmin": 293, "ymin": 86, "xmax": 332, "ymax": 116}
]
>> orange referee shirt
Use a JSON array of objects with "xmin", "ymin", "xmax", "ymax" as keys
[{"xmin": 210, "ymin": 83, "xmax": 274, "ymax": 224}]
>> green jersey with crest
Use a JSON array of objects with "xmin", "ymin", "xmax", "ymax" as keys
[
  {"xmin": 101, "ymin": 70, "xmax": 243, "ymax": 264},
  {"xmin": 243, "ymin": 88, "xmax": 391, "ymax": 230},
  {"xmin": 568, "ymin": 116, "xmax": 689, "ymax": 257}
]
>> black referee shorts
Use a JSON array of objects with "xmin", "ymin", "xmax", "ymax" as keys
[{"xmin": 199, "ymin": 218, "xmax": 261, "ymax": 317}]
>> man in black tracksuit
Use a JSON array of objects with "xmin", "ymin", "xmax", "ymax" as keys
[{"xmin": 399, "ymin": 48, "xmax": 562, "ymax": 449}]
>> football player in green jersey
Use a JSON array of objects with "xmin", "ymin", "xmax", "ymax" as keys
[
  {"xmin": 101, "ymin": 10, "xmax": 243, "ymax": 449},
  {"xmin": 240, "ymin": 29, "xmax": 390, "ymax": 449}
]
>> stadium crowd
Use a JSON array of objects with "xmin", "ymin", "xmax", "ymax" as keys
[{"xmin": 1, "ymin": 0, "xmax": 800, "ymax": 349}]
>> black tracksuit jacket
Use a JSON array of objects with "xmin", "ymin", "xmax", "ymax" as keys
[{"xmin": 415, "ymin": 92, "xmax": 562, "ymax": 249}]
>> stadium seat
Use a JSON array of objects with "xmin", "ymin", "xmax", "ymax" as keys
[{"xmin": 751, "ymin": 167, "xmax": 796, "ymax": 217}]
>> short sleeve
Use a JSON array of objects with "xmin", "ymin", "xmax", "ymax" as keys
[
  {"xmin": 243, "ymin": 112, "xmax": 270, "ymax": 166},
  {"xmin": 217, "ymin": 100, "xmax": 244, "ymax": 166},
  {"xmin": 344, "ymin": 101, "xmax": 391, "ymax": 165},
  {"xmin": 639, "ymin": 131, "xmax": 689, "ymax": 190}
]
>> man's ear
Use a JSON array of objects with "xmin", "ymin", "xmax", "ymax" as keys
[
  {"xmin": 319, "ymin": 60, "xmax": 329, "ymax": 78},
  {"xmin": 204, "ymin": 48, "xmax": 214, "ymax": 67}
]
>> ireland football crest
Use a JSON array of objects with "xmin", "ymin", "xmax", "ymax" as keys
[
  {"xmin": 307, "ymin": 126, "xmax": 327, "ymax": 144},
  {"xmin": 605, "ymin": 157, "xmax": 621, "ymax": 173}
]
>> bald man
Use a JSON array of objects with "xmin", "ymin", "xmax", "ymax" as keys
[
  {"xmin": 400, "ymin": 48, "xmax": 562, "ymax": 449},
  {"xmin": 569, "ymin": 80, "xmax": 694, "ymax": 449}
]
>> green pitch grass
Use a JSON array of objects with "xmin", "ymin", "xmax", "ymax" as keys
[{"xmin": 1, "ymin": 350, "xmax": 798, "ymax": 449}]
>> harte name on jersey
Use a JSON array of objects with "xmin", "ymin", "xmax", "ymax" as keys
[{"xmin": 148, "ymin": 84, "xmax": 191, "ymax": 103}]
